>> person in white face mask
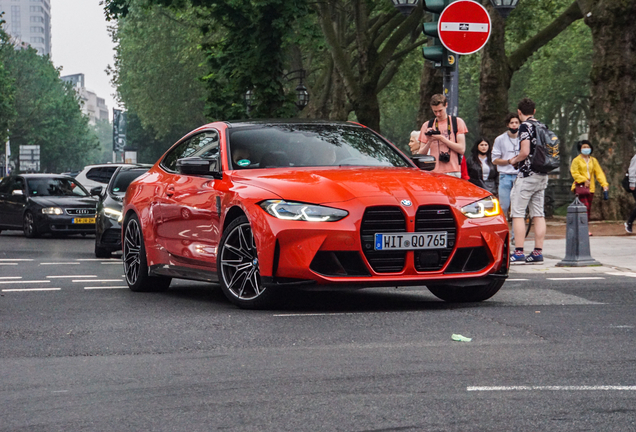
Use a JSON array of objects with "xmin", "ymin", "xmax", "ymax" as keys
[{"xmin": 570, "ymin": 140, "xmax": 609, "ymax": 234}]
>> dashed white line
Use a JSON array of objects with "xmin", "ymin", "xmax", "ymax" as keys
[
  {"xmin": 468, "ymin": 386, "xmax": 636, "ymax": 392},
  {"xmin": 0, "ymin": 263, "xmax": 18, "ymax": 266},
  {"xmin": 72, "ymin": 279, "xmax": 123, "ymax": 283},
  {"xmin": 546, "ymin": 277, "xmax": 605, "ymax": 281},
  {"xmin": 76, "ymin": 259, "xmax": 115, "ymax": 261},
  {"xmin": 40, "ymin": 262, "xmax": 80, "ymax": 265},
  {"xmin": 101, "ymin": 262, "xmax": 122, "ymax": 265},
  {"xmin": 506, "ymin": 278, "xmax": 529, "ymax": 282},
  {"xmin": 605, "ymin": 272, "xmax": 636, "ymax": 278},
  {"xmin": 273, "ymin": 313, "xmax": 357, "ymax": 317},
  {"xmin": 47, "ymin": 275, "xmax": 97, "ymax": 279},
  {"xmin": 2, "ymin": 288, "xmax": 61, "ymax": 292},
  {"xmin": 0, "ymin": 280, "xmax": 50, "ymax": 284},
  {"xmin": 0, "ymin": 259, "xmax": 33, "ymax": 261},
  {"xmin": 84, "ymin": 286, "xmax": 127, "ymax": 290},
  {"xmin": 0, "ymin": 276, "xmax": 22, "ymax": 280}
]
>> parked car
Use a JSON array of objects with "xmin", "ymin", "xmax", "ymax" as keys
[
  {"xmin": 74, "ymin": 163, "xmax": 136, "ymax": 191},
  {"xmin": 92, "ymin": 164, "xmax": 151, "ymax": 258},
  {"xmin": 122, "ymin": 120, "xmax": 509, "ymax": 309},
  {"xmin": 0, "ymin": 174, "xmax": 98, "ymax": 237}
]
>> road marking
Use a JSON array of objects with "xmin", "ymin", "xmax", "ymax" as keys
[
  {"xmin": 0, "ymin": 280, "xmax": 50, "ymax": 284},
  {"xmin": 2, "ymin": 288, "xmax": 61, "ymax": 292},
  {"xmin": 47, "ymin": 275, "xmax": 97, "ymax": 279},
  {"xmin": 84, "ymin": 286, "xmax": 128, "ymax": 290},
  {"xmin": 0, "ymin": 259, "xmax": 33, "ymax": 261},
  {"xmin": 76, "ymin": 259, "xmax": 117, "ymax": 261},
  {"xmin": 468, "ymin": 386, "xmax": 636, "ymax": 392},
  {"xmin": 605, "ymin": 271, "xmax": 636, "ymax": 278},
  {"xmin": 0, "ymin": 263, "xmax": 18, "ymax": 266},
  {"xmin": 0, "ymin": 276, "xmax": 22, "ymax": 280},
  {"xmin": 274, "ymin": 313, "xmax": 357, "ymax": 317},
  {"xmin": 506, "ymin": 278, "xmax": 529, "ymax": 282},
  {"xmin": 40, "ymin": 262, "xmax": 80, "ymax": 265},
  {"xmin": 72, "ymin": 279, "xmax": 123, "ymax": 283},
  {"xmin": 546, "ymin": 277, "xmax": 605, "ymax": 281},
  {"xmin": 101, "ymin": 262, "xmax": 122, "ymax": 265}
]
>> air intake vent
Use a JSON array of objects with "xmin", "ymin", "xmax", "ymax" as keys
[
  {"xmin": 414, "ymin": 205, "xmax": 456, "ymax": 271},
  {"xmin": 360, "ymin": 206, "xmax": 406, "ymax": 273}
]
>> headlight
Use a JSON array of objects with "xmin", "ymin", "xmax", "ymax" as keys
[
  {"xmin": 461, "ymin": 196, "xmax": 500, "ymax": 219},
  {"xmin": 260, "ymin": 200, "xmax": 348, "ymax": 222},
  {"xmin": 103, "ymin": 207, "xmax": 123, "ymax": 221},
  {"xmin": 42, "ymin": 207, "xmax": 63, "ymax": 215}
]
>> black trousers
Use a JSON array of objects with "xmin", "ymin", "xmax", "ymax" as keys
[{"xmin": 629, "ymin": 189, "xmax": 636, "ymax": 225}]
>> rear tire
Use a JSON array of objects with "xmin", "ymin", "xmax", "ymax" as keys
[
  {"xmin": 427, "ymin": 279, "xmax": 504, "ymax": 303},
  {"xmin": 123, "ymin": 214, "xmax": 171, "ymax": 292},
  {"xmin": 23, "ymin": 211, "xmax": 39, "ymax": 238},
  {"xmin": 218, "ymin": 216, "xmax": 276, "ymax": 309}
]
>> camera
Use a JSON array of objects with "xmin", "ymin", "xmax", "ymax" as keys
[
  {"xmin": 438, "ymin": 151, "xmax": 451, "ymax": 163},
  {"xmin": 425, "ymin": 129, "xmax": 441, "ymax": 136}
]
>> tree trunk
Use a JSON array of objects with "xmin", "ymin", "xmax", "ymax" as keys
[{"xmin": 585, "ymin": 1, "xmax": 636, "ymax": 221}]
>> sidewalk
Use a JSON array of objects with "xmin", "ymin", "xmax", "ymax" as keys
[{"xmin": 510, "ymin": 217, "xmax": 636, "ymax": 274}]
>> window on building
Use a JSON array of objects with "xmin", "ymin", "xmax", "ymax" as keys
[
  {"xmin": 29, "ymin": 6, "xmax": 44, "ymax": 12},
  {"xmin": 30, "ymin": 16, "xmax": 44, "ymax": 22},
  {"xmin": 30, "ymin": 27, "xmax": 44, "ymax": 33},
  {"xmin": 30, "ymin": 37, "xmax": 45, "ymax": 43}
]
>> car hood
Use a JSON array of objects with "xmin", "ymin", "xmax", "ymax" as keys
[
  {"xmin": 230, "ymin": 167, "xmax": 489, "ymax": 207},
  {"xmin": 29, "ymin": 196, "xmax": 97, "ymax": 207}
]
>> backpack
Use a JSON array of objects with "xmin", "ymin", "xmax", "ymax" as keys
[
  {"xmin": 528, "ymin": 120, "xmax": 560, "ymax": 174},
  {"xmin": 427, "ymin": 116, "xmax": 461, "ymax": 165},
  {"xmin": 622, "ymin": 171, "xmax": 632, "ymax": 193}
]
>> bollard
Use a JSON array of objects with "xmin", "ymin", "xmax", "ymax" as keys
[{"xmin": 556, "ymin": 197, "xmax": 601, "ymax": 267}]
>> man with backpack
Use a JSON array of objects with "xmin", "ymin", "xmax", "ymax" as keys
[
  {"xmin": 417, "ymin": 94, "xmax": 467, "ymax": 177},
  {"xmin": 507, "ymin": 98, "xmax": 550, "ymax": 264}
]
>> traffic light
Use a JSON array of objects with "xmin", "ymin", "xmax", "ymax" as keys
[{"xmin": 421, "ymin": 0, "xmax": 455, "ymax": 68}]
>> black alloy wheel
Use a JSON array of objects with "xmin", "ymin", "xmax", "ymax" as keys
[
  {"xmin": 123, "ymin": 214, "xmax": 171, "ymax": 292},
  {"xmin": 23, "ymin": 211, "xmax": 39, "ymax": 238},
  {"xmin": 218, "ymin": 216, "xmax": 275, "ymax": 309}
]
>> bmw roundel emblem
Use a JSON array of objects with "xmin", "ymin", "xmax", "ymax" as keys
[{"xmin": 401, "ymin": 199, "xmax": 412, "ymax": 207}]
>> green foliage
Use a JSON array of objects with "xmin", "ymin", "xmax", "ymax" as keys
[
  {"xmin": 0, "ymin": 22, "xmax": 16, "ymax": 142},
  {"xmin": 93, "ymin": 119, "xmax": 115, "ymax": 164},
  {"xmin": 124, "ymin": 109, "xmax": 179, "ymax": 163},
  {"xmin": 110, "ymin": 3, "xmax": 208, "ymax": 139},
  {"xmin": 4, "ymin": 46, "xmax": 99, "ymax": 173}
]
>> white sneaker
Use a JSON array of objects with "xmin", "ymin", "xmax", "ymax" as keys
[{"xmin": 626, "ymin": 222, "xmax": 633, "ymax": 234}]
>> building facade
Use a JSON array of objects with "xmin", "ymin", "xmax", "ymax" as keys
[
  {"xmin": 61, "ymin": 73, "xmax": 110, "ymax": 125},
  {"xmin": 0, "ymin": 0, "xmax": 51, "ymax": 56}
]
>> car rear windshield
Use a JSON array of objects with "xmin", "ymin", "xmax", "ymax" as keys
[
  {"xmin": 228, "ymin": 124, "xmax": 411, "ymax": 169},
  {"xmin": 109, "ymin": 169, "xmax": 149, "ymax": 194},
  {"xmin": 27, "ymin": 178, "xmax": 89, "ymax": 197}
]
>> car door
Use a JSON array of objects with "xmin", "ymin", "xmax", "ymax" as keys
[
  {"xmin": 0, "ymin": 177, "xmax": 14, "ymax": 228},
  {"xmin": 5, "ymin": 177, "xmax": 27, "ymax": 227},
  {"xmin": 156, "ymin": 130, "xmax": 223, "ymax": 272}
]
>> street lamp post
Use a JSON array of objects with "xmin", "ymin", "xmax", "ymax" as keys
[
  {"xmin": 488, "ymin": 0, "xmax": 520, "ymax": 18},
  {"xmin": 284, "ymin": 69, "xmax": 310, "ymax": 111},
  {"xmin": 391, "ymin": 0, "xmax": 419, "ymax": 16}
]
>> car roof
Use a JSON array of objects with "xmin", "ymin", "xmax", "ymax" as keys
[
  {"xmin": 222, "ymin": 119, "xmax": 366, "ymax": 129},
  {"xmin": 13, "ymin": 173, "xmax": 72, "ymax": 179}
]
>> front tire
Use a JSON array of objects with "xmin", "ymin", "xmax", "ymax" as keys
[
  {"xmin": 95, "ymin": 243, "xmax": 112, "ymax": 259},
  {"xmin": 218, "ymin": 216, "xmax": 275, "ymax": 309},
  {"xmin": 123, "ymin": 215, "xmax": 171, "ymax": 292},
  {"xmin": 23, "ymin": 211, "xmax": 39, "ymax": 238},
  {"xmin": 427, "ymin": 279, "xmax": 504, "ymax": 303}
]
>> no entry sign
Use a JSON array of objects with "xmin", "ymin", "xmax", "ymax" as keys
[{"xmin": 438, "ymin": 0, "xmax": 492, "ymax": 55}]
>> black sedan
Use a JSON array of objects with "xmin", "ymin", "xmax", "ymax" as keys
[
  {"xmin": 92, "ymin": 165, "xmax": 150, "ymax": 258},
  {"xmin": 0, "ymin": 174, "xmax": 98, "ymax": 238}
]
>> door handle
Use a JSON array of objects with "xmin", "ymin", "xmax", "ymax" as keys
[{"xmin": 165, "ymin": 185, "xmax": 175, "ymax": 197}]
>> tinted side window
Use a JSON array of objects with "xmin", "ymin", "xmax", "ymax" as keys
[
  {"xmin": 161, "ymin": 130, "xmax": 220, "ymax": 173},
  {"xmin": 0, "ymin": 177, "xmax": 12, "ymax": 194},
  {"xmin": 86, "ymin": 168, "xmax": 103, "ymax": 182},
  {"xmin": 102, "ymin": 167, "xmax": 118, "ymax": 182}
]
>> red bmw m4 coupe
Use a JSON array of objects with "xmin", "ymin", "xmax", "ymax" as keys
[{"xmin": 122, "ymin": 120, "xmax": 509, "ymax": 308}]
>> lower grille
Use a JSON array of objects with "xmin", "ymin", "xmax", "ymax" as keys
[
  {"xmin": 414, "ymin": 205, "xmax": 457, "ymax": 271},
  {"xmin": 360, "ymin": 207, "xmax": 406, "ymax": 273},
  {"xmin": 445, "ymin": 247, "xmax": 490, "ymax": 273}
]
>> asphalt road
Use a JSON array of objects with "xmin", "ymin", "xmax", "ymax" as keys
[{"xmin": 1, "ymin": 231, "xmax": 635, "ymax": 431}]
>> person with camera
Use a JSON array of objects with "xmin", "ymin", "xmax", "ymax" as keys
[
  {"xmin": 570, "ymin": 140, "xmax": 609, "ymax": 235},
  {"xmin": 507, "ymin": 98, "xmax": 548, "ymax": 265},
  {"xmin": 417, "ymin": 94, "xmax": 467, "ymax": 177},
  {"xmin": 625, "ymin": 153, "xmax": 636, "ymax": 234}
]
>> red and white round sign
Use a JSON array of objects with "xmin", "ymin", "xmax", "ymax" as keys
[{"xmin": 438, "ymin": 0, "xmax": 492, "ymax": 55}]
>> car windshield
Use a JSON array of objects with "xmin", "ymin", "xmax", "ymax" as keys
[
  {"xmin": 27, "ymin": 178, "xmax": 89, "ymax": 197},
  {"xmin": 109, "ymin": 169, "xmax": 149, "ymax": 195},
  {"xmin": 228, "ymin": 124, "xmax": 411, "ymax": 169}
]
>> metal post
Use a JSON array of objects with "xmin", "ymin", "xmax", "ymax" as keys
[
  {"xmin": 556, "ymin": 197, "xmax": 601, "ymax": 267},
  {"xmin": 5, "ymin": 136, "xmax": 10, "ymax": 177},
  {"xmin": 443, "ymin": 60, "xmax": 459, "ymax": 117}
]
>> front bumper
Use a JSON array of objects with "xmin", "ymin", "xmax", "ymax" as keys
[{"xmin": 35, "ymin": 214, "xmax": 96, "ymax": 234}]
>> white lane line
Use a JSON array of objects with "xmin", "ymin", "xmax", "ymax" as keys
[
  {"xmin": 546, "ymin": 277, "xmax": 605, "ymax": 281},
  {"xmin": 468, "ymin": 386, "xmax": 636, "ymax": 392},
  {"xmin": 0, "ymin": 263, "xmax": 18, "ymax": 266},
  {"xmin": 0, "ymin": 276, "xmax": 22, "ymax": 280},
  {"xmin": 0, "ymin": 280, "xmax": 50, "ymax": 284},
  {"xmin": 47, "ymin": 275, "xmax": 97, "ymax": 279},
  {"xmin": 273, "ymin": 313, "xmax": 357, "ymax": 317},
  {"xmin": 84, "ymin": 286, "xmax": 128, "ymax": 290},
  {"xmin": 76, "ymin": 259, "xmax": 115, "ymax": 261},
  {"xmin": 605, "ymin": 272, "xmax": 636, "ymax": 278},
  {"xmin": 507, "ymin": 278, "xmax": 529, "ymax": 282},
  {"xmin": 2, "ymin": 288, "xmax": 61, "ymax": 292},
  {"xmin": 73, "ymin": 279, "xmax": 123, "ymax": 283},
  {"xmin": 0, "ymin": 259, "xmax": 33, "ymax": 261},
  {"xmin": 40, "ymin": 262, "xmax": 80, "ymax": 265},
  {"xmin": 101, "ymin": 262, "xmax": 122, "ymax": 265}
]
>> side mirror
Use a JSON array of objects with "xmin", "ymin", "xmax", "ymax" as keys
[
  {"xmin": 412, "ymin": 154, "xmax": 436, "ymax": 171},
  {"xmin": 11, "ymin": 189, "xmax": 23, "ymax": 196},
  {"xmin": 176, "ymin": 156, "xmax": 222, "ymax": 179},
  {"xmin": 90, "ymin": 186, "xmax": 103, "ymax": 196}
]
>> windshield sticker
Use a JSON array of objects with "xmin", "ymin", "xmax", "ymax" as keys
[{"xmin": 237, "ymin": 159, "xmax": 251, "ymax": 167}]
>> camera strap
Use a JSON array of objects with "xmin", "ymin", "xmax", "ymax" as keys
[{"xmin": 429, "ymin": 116, "xmax": 460, "ymax": 164}]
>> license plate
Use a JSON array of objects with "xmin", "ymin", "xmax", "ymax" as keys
[
  {"xmin": 374, "ymin": 232, "xmax": 447, "ymax": 251},
  {"xmin": 72, "ymin": 217, "xmax": 95, "ymax": 224}
]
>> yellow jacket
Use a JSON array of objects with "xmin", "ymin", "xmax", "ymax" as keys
[{"xmin": 570, "ymin": 155, "xmax": 608, "ymax": 194}]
